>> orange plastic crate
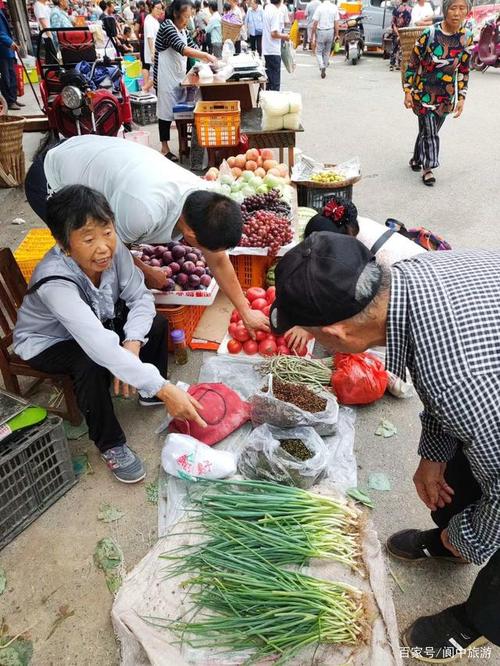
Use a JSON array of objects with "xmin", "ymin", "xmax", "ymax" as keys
[
  {"xmin": 230, "ymin": 255, "xmax": 273, "ymax": 290},
  {"xmin": 194, "ymin": 100, "xmax": 241, "ymax": 148},
  {"xmin": 14, "ymin": 229, "xmax": 56, "ymax": 282},
  {"xmin": 156, "ymin": 304, "xmax": 206, "ymax": 351}
]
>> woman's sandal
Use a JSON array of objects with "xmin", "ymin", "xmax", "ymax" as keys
[
  {"xmin": 165, "ymin": 152, "xmax": 179, "ymax": 163},
  {"xmin": 422, "ymin": 171, "xmax": 436, "ymax": 186},
  {"xmin": 409, "ymin": 158, "xmax": 421, "ymax": 172}
]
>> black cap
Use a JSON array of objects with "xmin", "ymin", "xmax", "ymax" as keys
[{"xmin": 270, "ymin": 232, "xmax": 381, "ymax": 334}]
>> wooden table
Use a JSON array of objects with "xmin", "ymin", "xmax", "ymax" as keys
[
  {"xmin": 181, "ymin": 71, "xmax": 267, "ymax": 113},
  {"xmin": 240, "ymin": 108, "xmax": 304, "ymax": 168}
]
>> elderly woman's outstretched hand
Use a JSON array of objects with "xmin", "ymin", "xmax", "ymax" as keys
[
  {"xmin": 404, "ymin": 92, "xmax": 414, "ymax": 109},
  {"xmin": 157, "ymin": 383, "xmax": 207, "ymax": 428}
]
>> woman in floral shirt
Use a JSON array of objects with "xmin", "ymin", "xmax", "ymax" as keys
[
  {"xmin": 390, "ymin": 0, "xmax": 412, "ymax": 71},
  {"xmin": 404, "ymin": 0, "xmax": 473, "ymax": 186}
]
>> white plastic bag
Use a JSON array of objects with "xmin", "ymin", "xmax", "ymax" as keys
[
  {"xmin": 250, "ymin": 375, "xmax": 339, "ymax": 436},
  {"xmin": 222, "ymin": 39, "xmax": 235, "ymax": 62},
  {"xmin": 161, "ymin": 433, "xmax": 236, "ymax": 480},
  {"xmin": 259, "ymin": 90, "xmax": 302, "ymax": 117},
  {"xmin": 281, "ymin": 41, "xmax": 296, "ymax": 74},
  {"xmin": 261, "ymin": 111, "xmax": 285, "ymax": 131},
  {"xmin": 238, "ymin": 424, "xmax": 328, "ymax": 489},
  {"xmin": 283, "ymin": 112, "xmax": 301, "ymax": 130}
]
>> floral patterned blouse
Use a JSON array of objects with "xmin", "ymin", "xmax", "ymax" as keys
[
  {"xmin": 392, "ymin": 2, "xmax": 412, "ymax": 31},
  {"xmin": 404, "ymin": 23, "xmax": 473, "ymax": 116}
]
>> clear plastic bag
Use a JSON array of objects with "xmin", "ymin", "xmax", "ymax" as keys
[
  {"xmin": 250, "ymin": 375, "xmax": 339, "ymax": 436},
  {"xmin": 238, "ymin": 424, "xmax": 328, "ymax": 489}
]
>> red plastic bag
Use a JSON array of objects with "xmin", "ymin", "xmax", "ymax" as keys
[
  {"xmin": 331, "ymin": 353, "xmax": 388, "ymax": 405},
  {"xmin": 168, "ymin": 383, "xmax": 251, "ymax": 446}
]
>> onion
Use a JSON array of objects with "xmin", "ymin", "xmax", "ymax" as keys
[
  {"xmin": 169, "ymin": 262, "xmax": 181, "ymax": 274},
  {"xmin": 161, "ymin": 266, "xmax": 173, "ymax": 278},
  {"xmin": 195, "ymin": 260, "xmax": 206, "ymax": 268},
  {"xmin": 171, "ymin": 245, "xmax": 187, "ymax": 260},
  {"xmin": 185, "ymin": 252, "xmax": 198, "ymax": 263},
  {"xmin": 200, "ymin": 274, "xmax": 211, "ymax": 288},
  {"xmin": 163, "ymin": 278, "xmax": 176, "ymax": 291},
  {"xmin": 193, "ymin": 266, "xmax": 205, "ymax": 278},
  {"xmin": 183, "ymin": 261, "xmax": 196, "ymax": 274},
  {"xmin": 162, "ymin": 250, "xmax": 173, "ymax": 264},
  {"xmin": 150, "ymin": 258, "xmax": 161, "ymax": 267},
  {"xmin": 189, "ymin": 274, "xmax": 201, "ymax": 288},
  {"xmin": 176, "ymin": 273, "xmax": 189, "ymax": 287}
]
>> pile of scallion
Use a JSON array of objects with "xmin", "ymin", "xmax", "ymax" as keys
[{"xmin": 160, "ymin": 479, "xmax": 368, "ymax": 664}]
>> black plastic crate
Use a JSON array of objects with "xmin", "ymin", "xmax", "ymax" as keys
[
  {"xmin": 130, "ymin": 98, "xmax": 157, "ymax": 126},
  {"xmin": 0, "ymin": 416, "xmax": 77, "ymax": 550},
  {"xmin": 297, "ymin": 184, "xmax": 354, "ymax": 210}
]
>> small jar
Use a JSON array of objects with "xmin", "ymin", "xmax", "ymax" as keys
[{"xmin": 171, "ymin": 329, "xmax": 189, "ymax": 366}]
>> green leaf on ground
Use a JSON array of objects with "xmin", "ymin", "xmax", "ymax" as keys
[
  {"xmin": 63, "ymin": 420, "xmax": 88, "ymax": 440},
  {"xmin": 0, "ymin": 567, "xmax": 6, "ymax": 596},
  {"xmin": 346, "ymin": 488, "xmax": 374, "ymax": 508},
  {"xmin": 71, "ymin": 453, "xmax": 93, "ymax": 477},
  {"xmin": 94, "ymin": 537, "xmax": 124, "ymax": 596},
  {"xmin": 97, "ymin": 503, "xmax": 125, "ymax": 523},
  {"xmin": 375, "ymin": 419, "xmax": 397, "ymax": 438},
  {"xmin": 368, "ymin": 472, "xmax": 392, "ymax": 492},
  {"xmin": 0, "ymin": 629, "xmax": 33, "ymax": 666},
  {"xmin": 145, "ymin": 481, "xmax": 159, "ymax": 505}
]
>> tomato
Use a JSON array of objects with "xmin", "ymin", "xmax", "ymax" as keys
[
  {"xmin": 262, "ymin": 305, "xmax": 271, "ymax": 317},
  {"xmin": 276, "ymin": 336, "xmax": 287, "ymax": 347},
  {"xmin": 243, "ymin": 340, "xmax": 259, "ymax": 355},
  {"xmin": 277, "ymin": 345, "xmax": 291, "ymax": 355},
  {"xmin": 246, "ymin": 287, "xmax": 267, "ymax": 302},
  {"xmin": 251, "ymin": 298, "xmax": 269, "ymax": 311},
  {"xmin": 294, "ymin": 345, "xmax": 308, "ymax": 357},
  {"xmin": 230, "ymin": 309, "xmax": 241, "ymax": 323},
  {"xmin": 266, "ymin": 286, "xmax": 276, "ymax": 303},
  {"xmin": 259, "ymin": 339, "xmax": 277, "ymax": 356},
  {"xmin": 233, "ymin": 325, "xmax": 251, "ymax": 343},
  {"xmin": 228, "ymin": 322, "xmax": 238, "ymax": 338},
  {"xmin": 255, "ymin": 330, "xmax": 268, "ymax": 341},
  {"xmin": 227, "ymin": 339, "xmax": 242, "ymax": 354}
]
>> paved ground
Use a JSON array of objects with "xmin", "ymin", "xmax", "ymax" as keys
[{"xmin": 0, "ymin": 52, "xmax": 499, "ymax": 666}]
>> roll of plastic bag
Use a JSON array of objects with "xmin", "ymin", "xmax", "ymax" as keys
[
  {"xmin": 161, "ymin": 433, "xmax": 237, "ymax": 481},
  {"xmin": 283, "ymin": 112, "xmax": 301, "ymax": 130}
]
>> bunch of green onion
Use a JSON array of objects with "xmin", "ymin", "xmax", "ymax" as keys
[
  {"xmin": 159, "ymin": 479, "xmax": 367, "ymax": 663},
  {"xmin": 165, "ymin": 549, "xmax": 367, "ymax": 664}
]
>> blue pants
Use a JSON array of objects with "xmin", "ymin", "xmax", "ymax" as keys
[
  {"xmin": 264, "ymin": 55, "xmax": 281, "ymax": 92},
  {"xmin": 0, "ymin": 57, "xmax": 17, "ymax": 106}
]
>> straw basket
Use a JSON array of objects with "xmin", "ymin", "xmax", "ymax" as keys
[
  {"xmin": 399, "ymin": 27, "xmax": 424, "ymax": 86},
  {"xmin": 0, "ymin": 116, "xmax": 26, "ymax": 188},
  {"xmin": 222, "ymin": 19, "xmax": 242, "ymax": 43}
]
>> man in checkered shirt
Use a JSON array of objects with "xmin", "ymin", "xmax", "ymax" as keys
[{"xmin": 270, "ymin": 232, "xmax": 500, "ymax": 664}]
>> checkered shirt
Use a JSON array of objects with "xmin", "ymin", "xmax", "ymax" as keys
[{"xmin": 386, "ymin": 249, "xmax": 500, "ymax": 566}]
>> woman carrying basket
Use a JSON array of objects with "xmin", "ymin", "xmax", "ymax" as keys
[
  {"xmin": 403, "ymin": 0, "xmax": 473, "ymax": 186},
  {"xmin": 153, "ymin": 0, "xmax": 216, "ymax": 162}
]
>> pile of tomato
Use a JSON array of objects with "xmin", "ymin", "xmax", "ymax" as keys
[{"xmin": 227, "ymin": 286, "xmax": 308, "ymax": 357}]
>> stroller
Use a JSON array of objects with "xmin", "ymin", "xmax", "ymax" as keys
[{"xmin": 36, "ymin": 27, "xmax": 132, "ymax": 138}]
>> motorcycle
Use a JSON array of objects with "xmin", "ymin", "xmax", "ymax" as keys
[
  {"xmin": 343, "ymin": 15, "xmax": 365, "ymax": 65},
  {"xmin": 36, "ymin": 27, "xmax": 132, "ymax": 138},
  {"xmin": 471, "ymin": 14, "xmax": 500, "ymax": 71}
]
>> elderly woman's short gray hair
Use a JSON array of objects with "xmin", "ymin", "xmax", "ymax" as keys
[{"xmin": 442, "ymin": 0, "xmax": 472, "ymax": 17}]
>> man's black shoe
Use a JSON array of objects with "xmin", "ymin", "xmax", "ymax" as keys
[
  {"xmin": 386, "ymin": 529, "xmax": 467, "ymax": 563},
  {"xmin": 403, "ymin": 605, "xmax": 488, "ymax": 663}
]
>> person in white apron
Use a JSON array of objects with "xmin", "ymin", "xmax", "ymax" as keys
[{"xmin": 154, "ymin": 0, "xmax": 216, "ymax": 161}]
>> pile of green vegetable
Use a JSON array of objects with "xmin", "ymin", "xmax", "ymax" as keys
[
  {"xmin": 160, "ymin": 479, "xmax": 368, "ymax": 664},
  {"xmin": 260, "ymin": 355, "xmax": 334, "ymax": 392}
]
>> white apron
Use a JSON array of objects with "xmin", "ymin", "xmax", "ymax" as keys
[{"xmin": 157, "ymin": 27, "xmax": 187, "ymax": 122}]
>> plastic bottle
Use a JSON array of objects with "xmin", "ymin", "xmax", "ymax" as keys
[{"xmin": 171, "ymin": 329, "xmax": 189, "ymax": 366}]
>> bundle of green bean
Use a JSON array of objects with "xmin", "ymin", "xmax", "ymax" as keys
[
  {"xmin": 166, "ymin": 549, "xmax": 368, "ymax": 664},
  {"xmin": 260, "ymin": 356, "xmax": 333, "ymax": 391}
]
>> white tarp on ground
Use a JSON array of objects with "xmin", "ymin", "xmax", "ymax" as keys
[{"xmin": 112, "ymin": 481, "xmax": 402, "ymax": 666}]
